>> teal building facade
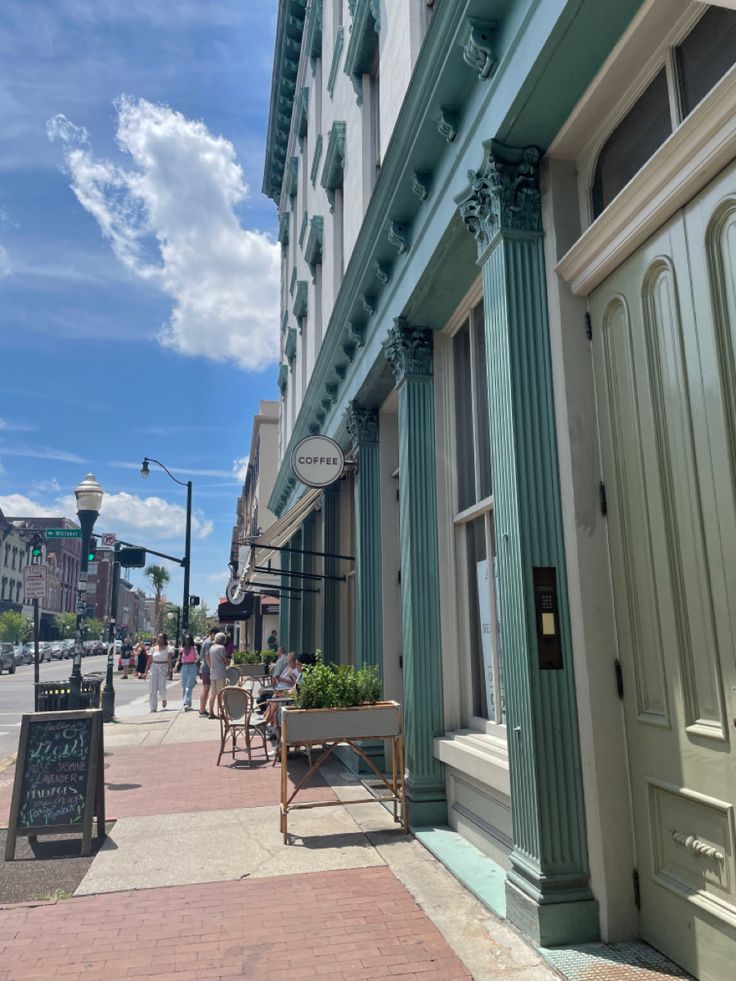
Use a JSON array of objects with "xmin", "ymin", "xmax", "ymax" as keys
[{"xmin": 259, "ymin": 1, "xmax": 736, "ymax": 974}]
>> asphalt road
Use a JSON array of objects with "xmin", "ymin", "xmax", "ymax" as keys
[{"xmin": 0, "ymin": 654, "xmax": 149, "ymax": 764}]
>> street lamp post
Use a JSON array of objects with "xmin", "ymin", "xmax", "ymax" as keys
[
  {"xmin": 101, "ymin": 541, "xmax": 120, "ymax": 722},
  {"xmin": 141, "ymin": 458, "xmax": 192, "ymax": 638},
  {"xmin": 71, "ymin": 474, "xmax": 104, "ymax": 709}
]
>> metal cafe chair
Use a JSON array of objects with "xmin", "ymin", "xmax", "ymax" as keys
[{"xmin": 216, "ymin": 686, "xmax": 269, "ymax": 767}]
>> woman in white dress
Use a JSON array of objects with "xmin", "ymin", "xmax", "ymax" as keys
[{"xmin": 145, "ymin": 633, "xmax": 172, "ymax": 712}]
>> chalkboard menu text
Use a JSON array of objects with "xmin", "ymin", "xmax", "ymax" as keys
[{"xmin": 5, "ymin": 710, "xmax": 105, "ymax": 861}]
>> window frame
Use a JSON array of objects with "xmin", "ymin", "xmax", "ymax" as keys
[{"xmin": 440, "ymin": 282, "xmax": 505, "ymax": 734}]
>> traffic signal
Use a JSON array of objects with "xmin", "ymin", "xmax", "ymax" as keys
[
  {"xmin": 189, "ymin": 595, "xmax": 200, "ymax": 607},
  {"xmin": 87, "ymin": 537, "xmax": 98, "ymax": 562},
  {"xmin": 30, "ymin": 534, "xmax": 42, "ymax": 559},
  {"xmin": 119, "ymin": 547, "xmax": 146, "ymax": 568}
]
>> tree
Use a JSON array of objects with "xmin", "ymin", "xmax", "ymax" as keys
[
  {"xmin": 186, "ymin": 603, "xmax": 210, "ymax": 639},
  {"xmin": 84, "ymin": 617, "xmax": 104, "ymax": 639},
  {"xmin": 145, "ymin": 564, "xmax": 171, "ymax": 634},
  {"xmin": 55, "ymin": 612, "xmax": 77, "ymax": 638},
  {"xmin": 0, "ymin": 611, "xmax": 31, "ymax": 644}
]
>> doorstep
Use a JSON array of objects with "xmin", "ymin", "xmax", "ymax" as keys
[{"xmin": 414, "ymin": 825, "xmax": 507, "ymax": 918}]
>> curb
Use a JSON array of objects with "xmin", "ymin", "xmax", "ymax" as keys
[{"xmin": 0, "ymin": 753, "xmax": 16, "ymax": 774}]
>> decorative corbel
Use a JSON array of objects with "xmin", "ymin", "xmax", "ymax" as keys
[
  {"xmin": 461, "ymin": 20, "xmax": 497, "ymax": 80},
  {"xmin": 411, "ymin": 171, "xmax": 431, "ymax": 201},
  {"xmin": 388, "ymin": 219, "xmax": 409, "ymax": 255}
]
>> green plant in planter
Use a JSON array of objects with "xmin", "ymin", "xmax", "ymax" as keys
[
  {"xmin": 295, "ymin": 660, "xmax": 382, "ymax": 710},
  {"xmin": 232, "ymin": 649, "xmax": 270, "ymax": 665}
]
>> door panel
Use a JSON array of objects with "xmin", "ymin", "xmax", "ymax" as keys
[{"xmin": 591, "ymin": 160, "xmax": 736, "ymax": 981}]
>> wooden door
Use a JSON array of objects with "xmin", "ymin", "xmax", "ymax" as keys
[{"xmin": 590, "ymin": 160, "xmax": 736, "ymax": 980}]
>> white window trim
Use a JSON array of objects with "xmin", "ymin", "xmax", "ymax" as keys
[{"xmin": 554, "ymin": 1, "xmax": 736, "ymax": 295}]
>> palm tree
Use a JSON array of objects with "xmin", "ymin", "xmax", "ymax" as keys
[{"xmin": 145, "ymin": 564, "xmax": 171, "ymax": 635}]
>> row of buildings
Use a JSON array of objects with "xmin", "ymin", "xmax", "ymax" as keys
[
  {"xmin": 229, "ymin": 2, "xmax": 736, "ymax": 976},
  {"xmin": 0, "ymin": 509, "xmax": 148, "ymax": 638}
]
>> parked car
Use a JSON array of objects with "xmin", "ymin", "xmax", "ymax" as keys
[
  {"xmin": 0, "ymin": 643, "xmax": 16, "ymax": 675},
  {"xmin": 61, "ymin": 639, "xmax": 75, "ymax": 659},
  {"xmin": 21, "ymin": 643, "xmax": 35, "ymax": 664},
  {"xmin": 12, "ymin": 646, "xmax": 26, "ymax": 666},
  {"xmin": 48, "ymin": 642, "xmax": 65, "ymax": 660}
]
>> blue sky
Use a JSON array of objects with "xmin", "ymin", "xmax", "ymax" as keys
[{"xmin": 0, "ymin": 1, "xmax": 280, "ymax": 614}]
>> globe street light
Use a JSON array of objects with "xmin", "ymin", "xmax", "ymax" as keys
[
  {"xmin": 140, "ymin": 457, "xmax": 192, "ymax": 638},
  {"xmin": 71, "ymin": 473, "xmax": 104, "ymax": 708}
]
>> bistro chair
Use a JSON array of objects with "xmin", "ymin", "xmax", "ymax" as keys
[
  {"xmin": 224, "ymin": 665, "xmax": 242, "ymax": 687},
  {"xmin": 216, "ymin": 686, "xmax": 269, "ymax": 767}
]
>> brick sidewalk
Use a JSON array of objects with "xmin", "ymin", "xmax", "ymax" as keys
[
  {"xmin": 1, "ymin": 738, "xmax": 335, "ymax": 825},
  {"xmin": 0, "ymin": 868, "xmax": 471, "ymax": 980}
]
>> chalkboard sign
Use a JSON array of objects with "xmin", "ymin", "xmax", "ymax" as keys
[{"xmin": 5, "ymin": 710, "xmax": 105, "ymax": 861}]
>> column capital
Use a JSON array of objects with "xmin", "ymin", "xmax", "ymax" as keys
[
  {"xmin": 382, "ymin": 318, "xmax": 433, "ymax": 382},
  {"xmin": 455, "ymin": 141, "xmax": 542, "ymax": 257},
  {"xmin": 345, "ymin": 402, "xmax": 379, "ymax": 448}
]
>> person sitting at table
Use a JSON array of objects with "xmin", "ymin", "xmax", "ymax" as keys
[
  {"xmin": 259, "ymin": 654, "xmax": 301, "ymax": 732},
  {"xmin": 257, "ymin": 646, "xmax": 289, "ymax": 710}
]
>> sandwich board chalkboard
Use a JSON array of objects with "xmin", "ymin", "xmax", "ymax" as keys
[{"xmin": 5, "ymin": 709, "xmax": 105, "ymax": 861}]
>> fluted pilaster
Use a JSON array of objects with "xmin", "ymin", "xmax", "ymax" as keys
[
  {"xmin": 302, "ymin": 512, "xmax": 317, "ymax": 652},
  {"xmin": 458, "ymin": 141, "xmax": 597, "ymax": 945},
  {"xmin": 346, "ymin": 403, "xmax": 382, "ymax": 672},
  {"xmin": 383, "ymin": 320, "xmax": 446, "ymax": 825},
  {"xmin": 321, "ymin": 483, "xmax": 340, "ymax": 664},
  {"xmin": 290, "ymin": 528, "xmax": 303, "ymax": 653},
  {"xmin": 279, "ymin": 545, "xmax": 291, "ymax": 651}
]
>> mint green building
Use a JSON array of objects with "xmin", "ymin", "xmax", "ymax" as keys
[{"xmin": 258, "ymin": 2, "xmax": 736, "ymax": 975}]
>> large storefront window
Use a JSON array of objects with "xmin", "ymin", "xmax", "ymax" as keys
[{"xmin": 451, "ymin": 300, "xmax": 504, "ymax": 725}]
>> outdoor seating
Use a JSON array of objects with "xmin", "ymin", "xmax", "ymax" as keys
[
  {"xmin": 224, "ymin": 665, "xmax": 242, "ymax": 687},
  {"xmin": 216, "ymin": 686, "xmax": 269, "ymax": 766}
]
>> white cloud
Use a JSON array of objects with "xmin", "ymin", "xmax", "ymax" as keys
[
  {"xmin": 0, "ymin": 419, "xmax": 37, "ymax": 433},
  {"xmin": 33, "ymin": 478, "xmax": 61, "ymax": 493},
  {"xmin": 0, "ymin": 244, "xmax": 11, "ymax": 277},
  {"xmin": 233, "ymin": 456, "xmax": 249, "ymax": 482},
  {"xmin": 110, "ymin": 460, "xmax": 239, "ymax": 480},
  {"xmin": 47, "ymin": 97, "xmax": 280, "ymax": 371},
  {"xmin": 84, "ymin": 491, "xmax": 213, "ymax": 541},
  {"xmin": 0, "ymin": 494, "xmax": 61, "ymax": 518},
  {"xmin": 0, "ymin": 444, "xmax": 86, "ymax": 463}
]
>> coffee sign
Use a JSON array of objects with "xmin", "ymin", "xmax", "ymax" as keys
[{"xmin": 291, "ymin": 435, "xmax": 345, "ymax": 488}]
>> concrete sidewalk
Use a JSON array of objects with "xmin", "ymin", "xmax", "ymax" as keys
[{"xmin": 0, "ymin": 701, "xmax": 689, "ymax": 980}]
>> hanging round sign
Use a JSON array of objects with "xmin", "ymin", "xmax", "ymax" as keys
[
  {"xmin": 225, "ymin": 578, "xmax": 245, "ymax": 604},
  {"xmin": 291, "ymin": 435, "xmax": 345, "ymax": 488}
]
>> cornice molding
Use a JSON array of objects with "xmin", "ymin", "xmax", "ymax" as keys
[
  {"xmin": 310, "ymin": 133, "xmax": 323, "ymax": 186},
  {"xmin": 294, "ymin": 86, "xmax": 309, "ymax": 142},
  {"xmin": 262, "ymin": 0, "xmax": 307, "ymax": 201},
  {"xmin": 388, "ymin": 219, "xmax": 409, "ymax": 254},
  {"xmin": 344, "ymin": 0, "xmax": 379, "ymax": 105},
  {"xmin": 437, "ymin": 106, "xmax": 458, "ymax": 143},
  {"xmin": 455, "ymin": 141, "xmax": 542, "ymax": 258},
  {"xmin": 278, "ymin": 211, "xmax": 290, "ymax": 248},
  {"xmin": 304, "ymin": 215, "xmax": 324, "ymax": 282},
  {"xmin": 278, "ymin": 363, "xmax": 289, "ymax": 395},
  {"xmin": 293, "ymin": 279, "xmax": 308, "ymax": 320},
  {"xmin": 321, "ymin": 121, "xmax": 346, "ymax": 212},
  {"xmin": 304, "ymin": 0, "xmax": 323, "ymax": 69},
  {"xmin": 285, "ymin": 326, "xmax": 298, "ymax": 368},
  {"xmin": 382, "ymin": 318, "xmax": 433, "ymax": 383},
  {"xmin": 411, "ymin": 171, "xmax": 431, "ymax": 201},
  {"xmin": 327, "ymin": 26, "xmax": 344, "ymax": 98},
  {"xmin": 345, "ymin": 403, "xmax": 379, "ymax": 447}
]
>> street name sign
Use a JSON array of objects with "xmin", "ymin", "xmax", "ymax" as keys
[
  {"xmin": 23, "ymin": 565, "xmax": 47, "ymax": 601},
  {"xmin": 45, "ymin": 529, "xmax": 82, "ymax": 539}
]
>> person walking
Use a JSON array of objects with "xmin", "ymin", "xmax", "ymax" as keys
[
  {"xmin": 176, "ymin": 633, "xmax": 198, "ymax": 712},
  {"xmin": 120, "ymin": 636, "xmax": 133, "ymax": 680},
  {"xmin": 198, "ymin": 627, "xmax": 216, "ymax": 717},
  {"xmin": 206, "ymin": 631, "xmax": 228, "ymax": 719},
  {"xmin": 145, "ymin": 633, "xmax": 172, "ymax": 713},
  {"xmin": 136, "ymin": 642, "xmax": 148, "ymax": 679}
]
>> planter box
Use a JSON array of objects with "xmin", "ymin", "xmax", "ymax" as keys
[
  {"xmin": 238, "ymin": 663, "xmax": 268, "ymax": 677},
  {"xmin": 282, "ymin": 701, "xmax": 401, "ymax": 743}
]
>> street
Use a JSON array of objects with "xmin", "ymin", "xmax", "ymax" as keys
[{"xmin": 0, "ymin": 654, "xmax": 151, "ymax": 764}]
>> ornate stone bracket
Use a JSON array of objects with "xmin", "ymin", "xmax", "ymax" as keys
[
  {"xmin": 278, "ymin": 363, "xmax": 289, "ymax": 396},
  {"xmin": 388, "ymin": 219, "xmax": 409, "ymax": 255},
  {"xmin": 374, "ymin": 259, "xmax": 391, "ymax": 285},
  {"xmin": 304, "ymin": 215, "xmax": 324, "ymax": 283},
  {"xmin": 344, "ymin": 0, "xmax": 379, "ymax": 105},
  {"xmin": 320, "ymin": 121, "xmax": 346, "ymax": 213},
  {"xmin": 347, "ymin": 321, "xmax": 365, "ymax": 347},
  {"xmin": 360, "ymin": 293, "xmax": 375, "ymax": 318},
  {"xmin": 285, "ymin": 327, "xmax": 298, "ymax": 370},
  {"xmin": 461, "ymin": 20, "xmax": 497, "ymax": 79},
  {"xmin": 346, "ymin": 402, "xmax": 379, "ymax": 447},
  {"xmin": 411, "ymin": 171, "xmax": 431, "ymax": 201},
  {"xmin": 383, "ymin": 318, "xmax": 433, "ymax": 383},
  {"xmin": 455, "ymin": 141, "xmax": 542, "ymax": 257},
  {"xmin": 437, "ymin": 107, "xmax": 458, "ymax": 143}
]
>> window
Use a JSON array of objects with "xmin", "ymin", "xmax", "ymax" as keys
[
  {"xmin": 591, "ymin": 7, "xmax": 736, "ymax": 219},
  {"xmin": 677, "ymin": 6, "xmax": 736, "ymax": 117},
  {"xmin": 369, "ymin": 47, "xmax": 380, "ymax": 179},
  {"xmin": 592, "ymin": 69, "xmax": 671, "ymax": 218},
  {"xmin": 450, "ymin": 300, "xmax": 504, "ymax": 725}
]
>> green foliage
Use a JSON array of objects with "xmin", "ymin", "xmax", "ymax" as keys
[
  {"xmin": 186, "ymin": 603, "xmax": 209, "ymax": 638},
  {"xmin": 295, "ymin": 659, "xmax": 382, "ymax": 710},
  {"xmin": 231, "ymin": 649, "xmax": 273, "ymax": 664},
  {"xmin": 0, "ymin": 610, "xmax": 31, "ymax": 643},
  {"xmin": 135, "ymin": 631, "xmax": 152, "ymax": 643},
  {"xmin": 55, "ymin": 612, "xmax": 77, "ymax": 638},
  {"xmin": 84, "ymin": 618, "xmax": 104, "ymax": 639}
]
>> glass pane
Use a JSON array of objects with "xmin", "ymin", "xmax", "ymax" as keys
[
  {"xmin": 453, "ymin": 321, "xmax": 475, "ymax": 511},
  {"xmin": 677, "ymin": 7, "xmax": 736, "ymax": 117},
  {"xmin": 592, "ymin": 69, "xmax": 672, "ymax": 218},
  {"xmin": 491, "ymin": 525, "xmax": 505, "ymax": 725},
  {"xmin": 472, "ymin": 300, "xmax": 492, "ymax": 500},
  {"xmin": 466, "ymin": 516, "xmax": 491, "ymax": 720}
]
